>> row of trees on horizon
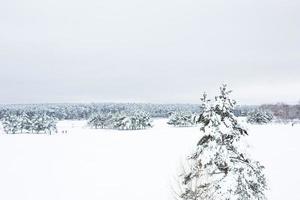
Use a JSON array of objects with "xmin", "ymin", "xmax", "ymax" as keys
[{"xmin": 0, "ymin": 102, "xmax": 299, "ymax": 121}]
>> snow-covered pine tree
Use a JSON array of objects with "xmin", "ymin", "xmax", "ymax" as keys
[
  {"xmin": 131, "ymin": 111, "xmax": 152, "ymax": 130},
  {"xmin": 247, "ymin": 110, "xmax": 273, "ymax": 124},
  {"xmin": 1, "ymin": 113, "xmax": 21, "ymax": 134},
  {"xmin": 30, "ymin": 113, "xmax": 44, "ymax": 133},
  {"xmin": 168, "ymin": 112, "xmax": 197, "ymax": 127},
  {"xmin": 108, "ymin": 112, "xmax": 152, "ymax": 130},
  {"xmin": 43, "ymin": 113, "xmax": 58, "ymax": 134},
  {"xmin": 111, "ymin": 112, "xmax": 130, "ymax": 130},
  {"xmin": 179, "ymin": 85, "xmax": 267, "ymax": 200},
  {"xmin": 19, "ymin": 112, "xmax": 31, "ymax": 133},
  {"xmin": 139, "ymin": 111, "xmax": 153, "ymax": 129},
  {"xmin": 87, "ymin": 113, "xmax": 113, "ymax": 129}
]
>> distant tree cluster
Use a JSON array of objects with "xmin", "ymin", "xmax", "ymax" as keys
[
  {"xmin": 87, "ymin": 111, "xmax": 152, "ymax": 130},
  {"xmin": 167, "ymin": 112, "xmax": 198, "ymax": 127},
  {"xmin": 247, "ymin": 109, "xmax": 273, "ymax": 124},
  {"xmin": 1, "ymin": 112, "xmax": 57, "ymax": 134}
]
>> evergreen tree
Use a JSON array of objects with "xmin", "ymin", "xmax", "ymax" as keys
[
  {"xmin": 87, "ymin": 113, "xmax": 113, "ymax": 129},
  {"xmin": 42, "ymin": 113, "xmax": 58, "ymax": 134},
  {"xmin": 168, "ymin": 112, "xmax": 197, "ymax": 127},
  {"xmin": 2, "ymin": 113, "xmax": 20, "ymax": 134},
  {"xmin": 179, "ymin": 85, "xmax": 267, "ymax": 200},
  {"xmin": 134, "ymin": 111, "xmax": 152, "ymax": 129},
  {"xmin": 19, "ymin": 112, "xmax": 31, "ymax": 133},
  {"xmin": 247, "ymin": 110, "xmax": 273, "ymax": 124},
  {"xmin": 111, "ymin": 112, "xmax": 130, "ymax": 130}
]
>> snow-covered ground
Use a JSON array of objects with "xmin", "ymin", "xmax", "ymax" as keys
[{"xmin": 0, "ymin": 119, "xmax": 299, "ymax": 200}]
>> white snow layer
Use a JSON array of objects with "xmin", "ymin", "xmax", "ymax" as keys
[{"xmin": 0, "ymin": 119, "xmax": 299, "ymax": 200}]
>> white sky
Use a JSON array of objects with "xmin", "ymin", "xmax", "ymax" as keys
[{"xmin": 0, "ymin": 0, "xmax": 299, "ymax": 104}]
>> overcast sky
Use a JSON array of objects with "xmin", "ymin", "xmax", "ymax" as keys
[{"xmin": 0, "ymin": 0, "xmax": 299, "ymax": 104}]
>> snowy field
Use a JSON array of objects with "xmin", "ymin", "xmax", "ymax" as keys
[{"xmin": 0, "ymin": 119, "xmax": 299, "ymax": 200}]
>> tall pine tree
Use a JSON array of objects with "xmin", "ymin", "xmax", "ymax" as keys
[{"xmin": 179, "ymin": 85, "xmax": 267, "ymax": 200}]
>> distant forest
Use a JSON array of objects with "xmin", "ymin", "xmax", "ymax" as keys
[{"xmin": 0, "ymin": 103, "xmax": 299, "ymax": 120}]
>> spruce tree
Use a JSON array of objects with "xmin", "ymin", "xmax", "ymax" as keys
[
  {"xmin": 247, "ymin": 110, "xmax": 273, "ymax": 124},
  {"xmin": 168, "ymin": 112, "xmax": 197, "ymax": 127},
  {"xmin": 179, "ymin": 85, "xmax": 267, "ymax": 200}
]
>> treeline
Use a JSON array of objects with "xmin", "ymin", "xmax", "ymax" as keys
[
  {"xmin": 0, "ymin": 103, "xmax": 299, "ymax": 122},
  {"xmin": 0, "ymin": 103, "xmax": 201, "ymax": 120}
]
